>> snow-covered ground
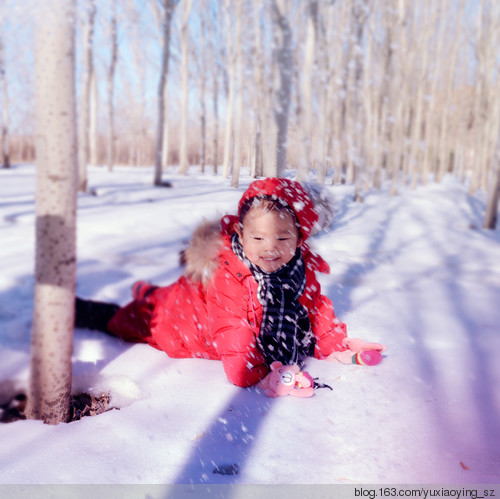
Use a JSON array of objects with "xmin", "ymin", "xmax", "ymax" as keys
[{"xmin": 0, "ymin": 164, "xmax": 499, "ymax": 486}]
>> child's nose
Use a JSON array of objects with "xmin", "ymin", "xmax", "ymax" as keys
[{"xmin": 264, "ymin": 238, "xmax": 279, "ymax": 252}]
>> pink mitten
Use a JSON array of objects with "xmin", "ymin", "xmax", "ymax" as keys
[
  {"xmin": 343, "ymin": 338, "xmax": 386, "ymax": 354},
  {"xmin": 327, "ymin": 349, "xmax": 384, "ymax": 366}
]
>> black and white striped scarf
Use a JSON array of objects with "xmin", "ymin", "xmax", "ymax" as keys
[{"xmin": 231, "ymin": 233, "xmax": 315, "ymax": 367}]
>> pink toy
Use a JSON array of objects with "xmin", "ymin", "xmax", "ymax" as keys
[
  {"xmin": 352, "ymin": 350, "xmax": 383, "ymax": 366},
  {"xmin": 327, "ymin": 346, "xmax": 384, "ymax": 366},
  {"xmin": 258, "ymin": 361, "xmax": 315, "ymax": 397}
]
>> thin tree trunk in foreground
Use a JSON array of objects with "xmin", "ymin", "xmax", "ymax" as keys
[{"xmin": 26, "ymin": 0, "xmax": 78, "ymax": 424}]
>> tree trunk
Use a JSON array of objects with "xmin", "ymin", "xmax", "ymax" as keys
[
  {"xmin": 0, "ymin": 35, "xmax": 10, "ymax": 169},
  {"xmin": 437, "ymin": 0, "xmax": 462, "ymax": 183},
  {"xmin": 251, "ymin": 0, "xmax": 265, "ymax": 178},
  {"xmin": 26, "ymin": 0, "xmax": 78, "ymax": 425},
  {"xmin": 106, "ymin": 0, "xmax": 118, "ymax": 172},
  {"xmin": 161, "ymin": 87, "xmax": 170, "ymax": 169},
  {"xmin": 77, "ymin": 0, "xmax": 96, "ymax": 192},
  {"xmin": 483, "ymin": 136, "xmax": 500, "ymax": 229},
  {"xmin": 271, "ymin": 0, "xmax": 293, "ymax": 177},
  {"xmin": 469, "ymin": 0, "xmax": 500, "ymax": 194},
  {"xmin": 208, "ymin": 2, "xmax": 220, "ymax": 174},
  {"xmin": 362, "ymin": 3, "xmax": 375, "ymax": 191},
  {"xmin": 231, "ymin": 0, "xmax": 243, "ymax": 188},
  {"xmin": 154, "ymin": 0, "xmax": 176, "ymax": 186},
  {"xmin": 388, "ymin": 0, "xmax": 407, "ymax": 196},
  {"xmin": 179, "ymin": 0, "xmax": 193, "ymax": 175},
  {"xmin": 408, "ymin": 4, "xmax": 431, "ymax": 189},
  {"xmin": 315, "ymin": 0, "xmax": 334, "ymax": 185},
  {"xmin": 326, "ymin": 2, "xmax": 348, "ymax": 185},
  {"xmin": 222, "ymin": 0, "xmax": 235, "ymax": 179},
  {"xmin": 211, "ymin": 67, "xmax": 219, "ymax": 174},
  {"xmin": 89, "ymin": 71, "xmax": 98, "ymax": 165},
  {"xmin": 483, "ymin": 166, "xmax": 500, "ymax": 229},
  {"xmin": 296, "ymin": 0, "xmax": 317, "ymax": 182},
  {"xmin": 198, "ymin": 0, "xmax": 207, "ymax": 173},
  {"xmin": 422, "ymin": 3, "xmax": 446, "ymax": 185},
  {"xmin": 351, "ymin": 0, "xmax": 368, "ymax": 202}
]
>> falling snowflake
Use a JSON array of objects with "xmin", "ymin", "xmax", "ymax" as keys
[{"xmin": 293, "ymin": 200, "xmax": 305, "ymax": 212}]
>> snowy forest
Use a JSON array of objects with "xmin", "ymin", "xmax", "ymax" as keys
[
  {"xmin": 0, "ymin": 0, "xmax": 500, "ymax": 489},
  {"xmin": 1, "ymin": 0, "xmax": 500, "ymax": 203}
]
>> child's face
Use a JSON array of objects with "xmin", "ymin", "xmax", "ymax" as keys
[{"xmin": 236, "ymin": 207, "xmax": 303, "ymax": 273}]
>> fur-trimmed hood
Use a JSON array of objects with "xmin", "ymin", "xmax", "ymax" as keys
[{"xmin": 183, "ymin": 218, "xmax": 223, "ymax": 286}]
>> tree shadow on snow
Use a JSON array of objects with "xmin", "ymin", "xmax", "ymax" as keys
[
  {"xmin": 325, "ymin": 187, "xmax": 500, "ymax": 476},
  {"xmin": 323, "ymin": 189, "xmax": 392, "ymax": 319},
  {"xmin": 402, "ymin": 206, "xmax": 500, "ymax": 463},
  {"xmin": 167, "ymin": 387, "xmax": 274, "ymax": 487}
]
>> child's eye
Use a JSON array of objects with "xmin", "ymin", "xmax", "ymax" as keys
[
  {"xmin": 252, "ymin": 237, "xmax": 263, "ymax": 241},
  {"xmin": 278, "ymin": 238, "xmax": 290, "ymax": 241}
]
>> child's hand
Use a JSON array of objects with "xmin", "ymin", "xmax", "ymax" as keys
[
  {"xmin": 342, "ymin": 338, "xmax": 386, "ymax": 354},
  {"xmin": 327, "ymin": 350, "xmax": 355, "ymax": 364}
]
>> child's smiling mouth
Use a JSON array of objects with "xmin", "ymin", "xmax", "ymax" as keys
[{"xmin": 260, "ymin": 255, "xmax": 280, "ymax": 263}]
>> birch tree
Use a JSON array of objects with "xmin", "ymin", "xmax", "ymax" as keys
[
  {"xmin": 360, "ymin": 1, "xmax": 376, "ymax": 191},
  {"xmin": 330, "ymin": 1, "xmax": 351, "ymax": 184},
  {"xmin": 483, "ymin": 136, "xmax": 500, "ymax": 229},
  {"xmin": 350, "ymin": 0, "xmax": 369, "ymax": 201},
  {"xmin": 88, "ymin": 67, "xmax": 99, "ymax": 166},
  {"xmin": 0, "ymin": 35, "xmax": 9, "ymax": 169},
  {"xmin": 408, "ymin": 3, "xmax": 432, "ymax": 189},
  {"xmin": 106, "ymin": 0, "xmax": 118, "ymax": 171},
  {"xmin": 315, "ymin": 0, "xmax": 334, "ymax": 185},
  {"xmin": 469, "ymin": 0, "xmax": 500, "ymax": 193},
  {"xmin": 197, "ymin": 0, "xmax": 208, "ymax": 173},
  {"xmin": 179, "ymin": 0, "xmax": 193, "ymax": 175},
  {"xmin": 270, "ymin": 0, "xmax": 293, "ymax": 177},
  {"xmin": 154, "ymin": 0, "xmax": 177, "ymax": 186},
  {"xmin": 77, "ymin": 0, "xmax": 96, "ymax": 191},
  {"xmin": 435, "ymin": 0, "xmax": 464, "ymax": 183},
  {"xmin": 250, "ymin": 0, "xmax": 265, "ymax": 178},
  {"xmin": 230, "ymin": 0, "xmax": 243, "ymax": 187},
  {"xmin": 26, "ymin": 0, "xmax": 78, "ymax": 424},
  {"xmin": 296, "ymin": 0, "xmax": 317, "ymax": 182},
  {"xmin": 209, "ymin": 3, "xmax": 220, "ymax": 174},
  {"xmin": 222, "ymin": 0, "xmax": 235, "ymax": 179},
  {"xmin": 421, "ymin": 3, "xmax": 447, "ymax": 186}
]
